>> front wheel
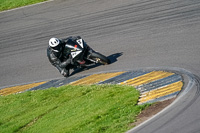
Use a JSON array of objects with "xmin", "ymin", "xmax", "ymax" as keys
[{"xmin": 89, "ymin": 52, "xmax": 110, "ymax": 65}]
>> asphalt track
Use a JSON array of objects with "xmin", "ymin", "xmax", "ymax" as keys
[{"xmin": 1, "ymin": 0, "xmax": 200, "ymax": 132}]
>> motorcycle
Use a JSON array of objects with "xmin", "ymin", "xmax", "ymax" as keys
[{"xmin": 63, "ymin": 36, "xmax": 110, "ymax": 72}]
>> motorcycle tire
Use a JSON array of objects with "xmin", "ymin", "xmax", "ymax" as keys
[{"xmin": 90, "ymin": 52, "xmax": 111, "ymax": 65}]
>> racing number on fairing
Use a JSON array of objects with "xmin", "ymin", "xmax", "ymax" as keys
[
  {"xmin": 76, "ymin": 39, "xmax": 83, "ymax": 48},
  {"xmin": 71, "ymin": 51, "xmax": 82, "ymax": 58}
]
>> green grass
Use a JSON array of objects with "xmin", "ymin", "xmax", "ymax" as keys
[
  {"xmin": 0, "ymin": 85, "xmax": 150, "ymax": 133},
  {"xmin": 0, "ymin": 0, "xmax": 48, "ymax": 11}
]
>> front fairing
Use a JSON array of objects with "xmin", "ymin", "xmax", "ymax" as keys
[
  {"xmin": 63, "ymin": 38, "xmax": 87, "ymax": 60},
  {"xmin": 66, "ymin": 39, "xmax": 85, "ymax": 50}
]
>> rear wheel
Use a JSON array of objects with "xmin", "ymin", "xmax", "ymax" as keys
[{"xmin": 90, "ymin": 52, "xmax": 110, "ymax": 65}]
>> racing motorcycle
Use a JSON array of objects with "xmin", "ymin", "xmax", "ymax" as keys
[{"xmin": 64, "ymin": 36, "xmax": 110, "ymax": 71}]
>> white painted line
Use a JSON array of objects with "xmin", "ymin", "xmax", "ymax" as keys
[{"xmin": 0, "ymin": 0, "xmax": 54, "ymax": 14}]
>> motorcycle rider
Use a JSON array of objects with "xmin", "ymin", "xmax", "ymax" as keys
[{"xmin": 47, "ymin": 37, "xmax": 78, "ymax": 77}]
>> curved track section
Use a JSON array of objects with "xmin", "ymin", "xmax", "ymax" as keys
[
  {"xmin": 127, "ymin": 68, "xmax": 200, "ymax": 133},
  {"xmin": 1, "ymin": 0, "xmax": 200, "ymax": 132},
  {"xmin": 0, "ymin": 69, "xmax": 184, "ymax": 105}
]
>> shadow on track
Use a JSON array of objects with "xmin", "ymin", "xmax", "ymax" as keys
[
  {"xmin": 69, "ymin": 52, "xmax": 123, "ymax": 76},
  {"xmin": 107, "ymin": 52, "xmax": 123, "ymax": 64}
]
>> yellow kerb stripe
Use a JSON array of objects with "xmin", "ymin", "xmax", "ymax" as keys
[
  {"xmin": 120, "ymin": 71, "xmax": 174, "ymax": 87},
  {"xmin": 70, "ymin": 72, "xmax": 125, "ymax": 85},
  {"xmin": 139, "ymin": 81, "xmax": 183, "ymax": 104},
  {"xmin": 0, "ymin": 82, "xmax": 46, "ymax": 96}
]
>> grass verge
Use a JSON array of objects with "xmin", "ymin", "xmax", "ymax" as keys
[
  {"xmin": 0, "ymin": 84, "xmax": 150, "ymax": 133},
  {"xmin": 0, "ymin": 0, "xmax": 48, "ymax": 11}
]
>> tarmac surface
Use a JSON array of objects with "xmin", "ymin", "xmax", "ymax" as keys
[{"xmin": 1, "ymin": 0, "xmax": 200, "ymax": 132}]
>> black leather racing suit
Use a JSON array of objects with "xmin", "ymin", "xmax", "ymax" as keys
[{"xmin": 47, "ymin": 38, "xmax": 72, "ymax": 77}]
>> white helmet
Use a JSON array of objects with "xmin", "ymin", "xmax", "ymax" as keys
[{"xmin": 49, "ymin": 38, "xmax": 62, "ymax": 52}]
